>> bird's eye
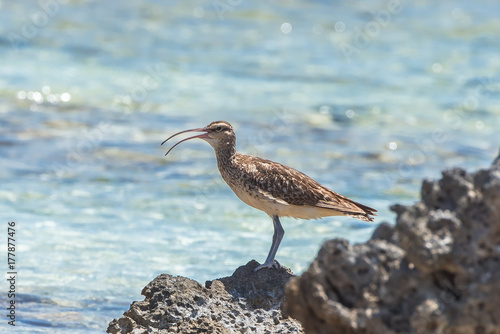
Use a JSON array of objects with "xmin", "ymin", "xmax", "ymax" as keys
[{"xmin": 216, "ymin": 126, "xmax": 222, "ymax": 132}]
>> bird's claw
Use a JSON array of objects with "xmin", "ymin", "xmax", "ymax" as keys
[{"xmin": 254, "ymin": 260, "xmax": 280, "ymax": 272}]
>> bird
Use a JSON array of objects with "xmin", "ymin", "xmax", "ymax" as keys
[{"xmin": 162, "ymin": 121, "xmax": 377, "ymax": 271}]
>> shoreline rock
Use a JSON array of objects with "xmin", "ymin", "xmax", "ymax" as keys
[
  {"xmin": 285, "ymin": 152, "xmax": 500, "ymax": 334},
  {"xmin": 107, "ymin": 260, "xmax": 303, "ymax": 333}
]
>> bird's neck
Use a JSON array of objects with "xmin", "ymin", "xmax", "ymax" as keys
[{"xmin": 214, "ymin": 143, "xmax": 237, "ymax": 168}]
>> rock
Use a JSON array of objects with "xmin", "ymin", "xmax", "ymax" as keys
[
  {"xmin": 107, "ymin": 260, "xmax": 303, "ymax": 334},
  {"xmin": 285, "ymin": 151, "xmax": 500, "ymax": 334}
]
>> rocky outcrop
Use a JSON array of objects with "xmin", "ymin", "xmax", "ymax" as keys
[
  {"xmin": 107, "ymin": 260, "xmax": 303, "ymax": 333},
  {"xmin": 108, "ymin": 153, "xmax": 500, "ymax": 334},
  {"xmin": 285, "ymin": 153, "xmax": 500, "ymax": 334}
]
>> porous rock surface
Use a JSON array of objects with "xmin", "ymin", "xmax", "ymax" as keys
[
  {"xmin": 107, "ymin": 260, "xmax": 303, "ymax": 333},
  {"xmin": 285, "ymin": 153, "xmax": 500, "ymax": 334}
]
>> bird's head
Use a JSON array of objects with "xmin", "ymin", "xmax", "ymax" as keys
[{"xmin": 162, "ymin": 121, "xmax": 235, "ymax": 156}]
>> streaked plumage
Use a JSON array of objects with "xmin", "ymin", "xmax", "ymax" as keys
[{"xmin": 162, "ymin": 121, "xmax": 376, "ymax": 271}]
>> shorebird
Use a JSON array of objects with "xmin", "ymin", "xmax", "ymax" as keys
[{"xmin": 162, "ymin": 121, "xmax": 377, "ymax": 271}]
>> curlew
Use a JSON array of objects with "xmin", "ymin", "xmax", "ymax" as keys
[{"xmin": 162, "ymin": 121, "xmax": 377, "ymax": 271}]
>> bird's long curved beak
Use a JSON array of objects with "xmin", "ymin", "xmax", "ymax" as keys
[{"xmin": 161, "ymin": 127, "xmax": 209, "ymax": 156}]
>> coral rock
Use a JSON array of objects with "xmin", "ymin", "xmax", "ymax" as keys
[
  {"xmin": 285, "ymin": 151, "xmax": 500, "ymax": 334},
  {"xmin": 107, "ymin": 260, "xmax": 303, "ymax": 333}
]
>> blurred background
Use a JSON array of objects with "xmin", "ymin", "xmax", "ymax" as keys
[{"xmin": 0, "ymin": 0, "xmax": 499, "ymax": 332}]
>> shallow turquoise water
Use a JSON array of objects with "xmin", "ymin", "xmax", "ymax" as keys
[{"xmin": 0, "ymin": 0, "xmax": 499, "ymax": 332}]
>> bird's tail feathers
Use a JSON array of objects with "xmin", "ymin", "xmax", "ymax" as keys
[{"xmin": 344, "ymin": 212, "xmax": 375, "ymax": 222}]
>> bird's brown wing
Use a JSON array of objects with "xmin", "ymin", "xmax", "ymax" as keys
[{"xmin": 236, "ymin": 155, "xmax": 377, "ymax": 221}]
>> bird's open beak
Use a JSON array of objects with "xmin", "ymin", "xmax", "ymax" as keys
[{"xmin": 161, "ymin": 127, "xmax": 209, "ymax": 156}]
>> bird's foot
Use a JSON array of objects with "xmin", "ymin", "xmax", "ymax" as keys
[{"xmin": 254, "ymin": 260, "xmax": 280, "ymax": 272}]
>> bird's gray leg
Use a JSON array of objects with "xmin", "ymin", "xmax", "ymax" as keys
[{"xmin": 254, "ymin": 215, "xmax": 284, "ymax": 272}]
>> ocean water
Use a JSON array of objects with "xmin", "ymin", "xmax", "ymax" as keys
[{"xmin": 0, "ymin": 0, "xmax": 499, "ymax": 332}]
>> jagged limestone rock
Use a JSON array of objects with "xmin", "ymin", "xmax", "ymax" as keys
[
  {"xmin": 285, "ymin": 152, "xmax": 500, "ymax": 334},
  {"xmin": 107, "ymin": 260, "xmax": 303, "ymax": 334}
]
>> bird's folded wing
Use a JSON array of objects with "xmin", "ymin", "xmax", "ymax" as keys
[
  {"xmin": 316, "ymin": 198, "xmax": 377, "ymax": 216},
  {"xmin": 315, "ymin": 200, "xmax": 366, "ymax": 214}
]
